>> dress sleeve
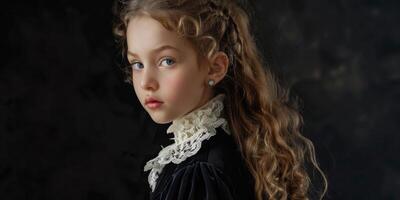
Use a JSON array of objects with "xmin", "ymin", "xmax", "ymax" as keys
[{"xmin": 158, "ymin": 161, "xmax": 235, "ymax": 200}]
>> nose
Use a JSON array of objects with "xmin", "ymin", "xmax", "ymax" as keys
[{"xmin": 140, "ymin": 65, "xmax": 159, "ymax": 91}]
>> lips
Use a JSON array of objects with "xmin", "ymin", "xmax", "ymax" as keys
[
  {"xmin": 145, "ymin": 97, "xmax": 163, "ymax": 105},
  {"xmin": 145, "ymin": 97, "xmax": 163, "ymax": 109}
]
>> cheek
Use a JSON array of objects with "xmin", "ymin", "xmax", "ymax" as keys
[
  {"xmin": 132, "ymin": 82, "xmax": 142, "ymax": 101},
  {"xmin": 131, "ymin": 76, "xmax": 143, "ymax": 98},
  {"xmin": 163, "ymin": 75, "xmax": 188, "ymax": 101}
]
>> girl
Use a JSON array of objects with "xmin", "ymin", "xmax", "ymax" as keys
[{"xmin": 112, "ymin": 0, "xmax": 328, "ymax": 199}]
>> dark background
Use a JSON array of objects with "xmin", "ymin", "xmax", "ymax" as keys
[{"xmin": 1, "ymin": 0, "xmax": 399, "ymax": 199}]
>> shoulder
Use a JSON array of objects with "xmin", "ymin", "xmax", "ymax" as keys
[
  {"xmin": 151, "ymin": 127, "xmax": 255, "ymax": 199},
  {"xmin": 152, "ymin": 160, "xmax": 235, "ymax": 200},
  {"xmin": 173, "ymin": 127, "xmax": 255, "ymax": 197},
  {"xmin": 176, "ymin": 127, "xmax": 243, "ymax": 173}
]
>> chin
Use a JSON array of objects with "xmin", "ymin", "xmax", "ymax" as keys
[
  {"xmin": 149, "ymin": 115, "xmax": 172, "ymax": 124},
  {"xmin": 152, "ymin": 119, "xmax": 172, "ymax": 124}
]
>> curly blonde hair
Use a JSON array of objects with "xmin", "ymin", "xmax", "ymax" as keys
[{"xmin": 112, "ymin": 0, "xmax": 328, "ymax": 199}]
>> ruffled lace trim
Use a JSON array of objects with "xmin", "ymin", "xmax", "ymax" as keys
[{"xmin": 143, "ymin": 93, "xmax": 230, "ymax": 192}]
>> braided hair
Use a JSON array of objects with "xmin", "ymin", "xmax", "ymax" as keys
[{"xmin": 112, "ymin": 0, "xmax": 328, "ymax": 199}]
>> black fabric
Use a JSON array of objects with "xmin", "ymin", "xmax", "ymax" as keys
[{"xmin": 148, "ymin": 127, "xmax": 255, "ymax": 200}]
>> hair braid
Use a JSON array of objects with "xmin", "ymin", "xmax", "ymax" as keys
[{"xmin": 112, "ymin": 0, "xmax": 329, "ymax": 199}]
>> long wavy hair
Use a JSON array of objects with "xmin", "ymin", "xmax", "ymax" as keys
[{"xmin": 112, "ymin": 0, "xmax": 328, "ymax": 199}]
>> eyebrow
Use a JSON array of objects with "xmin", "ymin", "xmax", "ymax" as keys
[{"xmin": 127, "ymin": 45, "xmax": 181, "ymax": 58}]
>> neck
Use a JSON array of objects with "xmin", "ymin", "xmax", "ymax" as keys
[{"xmin": 166, "ymin": 93, "xmax": 229, "ymax": 144}]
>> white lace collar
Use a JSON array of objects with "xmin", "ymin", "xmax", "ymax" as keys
[{"xmin": 143, "ymin": 93, "xmax": 231, "ymax": 192}]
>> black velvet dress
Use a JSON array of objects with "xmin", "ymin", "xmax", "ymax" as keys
[{"xmin": 148, "ymin": 127, "xmax": 256, "ymax": 200}]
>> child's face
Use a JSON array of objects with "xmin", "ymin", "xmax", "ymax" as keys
[{"xmin": 126, "ymin": 14, "xmax": 213, "ymax": 124}]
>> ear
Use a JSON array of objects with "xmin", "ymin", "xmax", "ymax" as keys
[{"xmin": 207, "ymin": 51, "xmax": 229, "ymax": 85}]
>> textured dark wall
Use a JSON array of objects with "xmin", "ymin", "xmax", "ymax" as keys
[{"xmin": 1, "ymin": 0, "xmax": 399, "ymax": 199}]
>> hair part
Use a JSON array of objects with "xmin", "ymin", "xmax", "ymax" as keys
[{"xmin": 112, "ymin": 0, "xmax": 328, "ymax": 199}]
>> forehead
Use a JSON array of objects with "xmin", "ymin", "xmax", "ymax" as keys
[{"xmin": 126, "ymin": 15, "xmax": 188, "ymax": 54}]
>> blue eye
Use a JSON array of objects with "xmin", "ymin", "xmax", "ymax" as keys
[
  {"xmin": 160, "ymin": 58, "xmax": 175, "ymax": 67},
  {"xmin": 131, "ymin": 62, "xmax": 144, "ymax": 70}
]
